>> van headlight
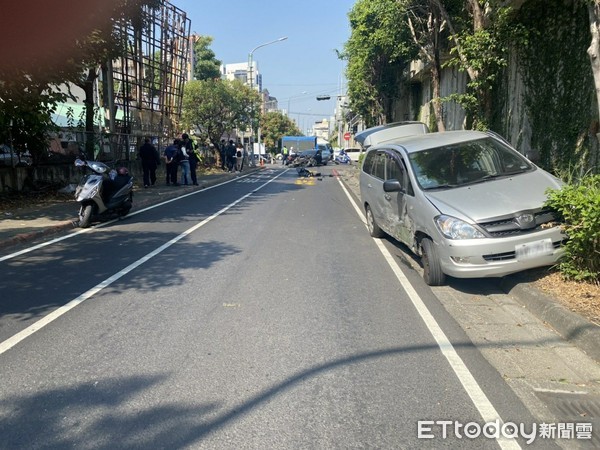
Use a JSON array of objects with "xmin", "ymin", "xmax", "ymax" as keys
[{"xmin": 435, "ymin": 215, "xmax": 486, "ymax": 239}]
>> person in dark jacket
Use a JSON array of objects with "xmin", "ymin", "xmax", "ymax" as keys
[
  {"xmin": 225, "ymin": 140, "xmax": 236, "ymax": 172},
  {"xmin": 138, "ymin": 137, "xmax": 160, "ymax": 188},
  {"xmin": 164, "ymin": 139, "xmax": 181, "ymax": 186}
]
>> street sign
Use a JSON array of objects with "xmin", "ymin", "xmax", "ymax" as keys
[{"xmin": 344, "ymin": 132, "xmax": 351, "ymax": 141}]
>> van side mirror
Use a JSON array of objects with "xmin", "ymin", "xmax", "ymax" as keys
[{"xmin": 383, "ymin": 179, "xmax": 404, "ymax": 193}]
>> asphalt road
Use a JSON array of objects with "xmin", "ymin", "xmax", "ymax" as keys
[{"xmin": 0, "ymin": 165, "xmax": 579, "ymax": 448}]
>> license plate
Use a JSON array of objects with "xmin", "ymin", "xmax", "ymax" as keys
[{"xmin": 515, "ymin": 238, "xmax": 554, "ymax": 261}]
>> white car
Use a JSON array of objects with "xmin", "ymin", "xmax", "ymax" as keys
[{"xmin": 344, "ymin": 148, "xmax": 362, "ymax": 162}]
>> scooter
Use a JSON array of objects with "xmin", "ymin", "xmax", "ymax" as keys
[
  {"xmin": 74, "ymin": 158, "xmax": 134, "ymax": 228},
  {"xmin": 335, "ymin": 150, "xmax": 351, "ymax": 164}
]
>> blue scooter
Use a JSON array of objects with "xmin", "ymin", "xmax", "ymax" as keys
[{"xmin": 335, "ymin": 149, "xmax": 351, "ymax": 164}]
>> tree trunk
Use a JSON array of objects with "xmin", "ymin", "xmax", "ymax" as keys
[
  {"xmin": 407, "ymin": 7, "xmax": 445, "ymax": 131},
  {"xmin": 588, "ymin": 2, "xmax": 600, "ymax": 135},
  {"xmin": 430, "ymin": 61, "xmax": 446, "ymax": 132},
  {"xmin": 82, "ymin": 68, "xmax": 98, "ymax": 159},
  {"xmin": 431, "ymin": 0, "xmax": 478, "ymax": 82}
]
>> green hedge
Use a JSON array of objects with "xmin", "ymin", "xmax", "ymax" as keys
[{"xmin": 545, "ymin": 175, "xmax": 600, "ymax": 283}]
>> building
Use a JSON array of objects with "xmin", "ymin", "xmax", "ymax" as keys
[
  {"xmin": 221, "ymin": 62, "xmax": 279, "ymax": 114},
  {"xmin": 311, "ymin": 119, "xmax": 331, "ymax": 141}
]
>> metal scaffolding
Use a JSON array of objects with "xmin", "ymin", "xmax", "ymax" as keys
[{"xmin": 107, "ymin": 0, "xmax": 190, "ymax": 143}]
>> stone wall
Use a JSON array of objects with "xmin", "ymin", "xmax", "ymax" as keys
[{"xmin": 0, "ymin": 161, "xmax": 158, "ymax": 193}]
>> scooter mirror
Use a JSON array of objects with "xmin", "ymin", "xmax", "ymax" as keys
[{"xmin": 74, "ymin": 159, "xmax": 86, "ymax": 167}]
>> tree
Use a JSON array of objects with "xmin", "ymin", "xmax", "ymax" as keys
[
  {"xmin": 0, "ymin": 71, "xmax": 67, "ymax": 163},
  {"xmin": 341, "ymin": 0, "xmax": 418, "ymax": 127},
  {"xmin": 433, "ymin": 0, "xmax": 515, "ymax": 129},
  {"xmin": 182, "ymin": 79, "xmax": 260, "ymax": 151},
  {"xmin": 1, "ymin": 1, "xmax": 163, "ymax": 161},
  {"xmin": 260, "ymin": 111, "xmax": 302, "ymax": 152},
  {"xmin": 64, "ymin": 1, "xmax": 162, "ymax": 157},
  {"xmin": 192, "ymin": 35, "xmax": 222, "ymax": 81},
  {"xmin": 587, "ymin": 1, "xmax": 600, "ymax": 134},
  {"xmin": 406, "ymin": 0, "xmax": 449, "ymax": 131}
]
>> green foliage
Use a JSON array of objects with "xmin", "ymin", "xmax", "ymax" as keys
[
  {"xmin": 358, "ymin": 151, "xmax": 366, "ymax": 167},
  {"xmin": 182, "ymin": 79, "xmax": 260, "ymax": 147},
  {"xmin": 192, "ymin": 36, "xmax": 222, "ymax": 81},
  {"xmin": 515, "ymin": 0, "xmax": 594, "ymax": 174},
  {"xmin": 545, "ymin": 175, "xmax": 600, "ymax": 283},
  {"xmin": 342, "ymin": 0, "xmax": 418, "ymax": 126},
  {"xmin": 443, "ymin": 3, "xmax": 518, "ymax": 130},
  {"xmin": 0, "ymin": 71, "xmax": 65, "ymax": 162},
  {"xmin": 260, "ymin": 111, "xmax": 301, "ymax": 151}
]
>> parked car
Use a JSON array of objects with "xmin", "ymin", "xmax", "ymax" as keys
[
  {"xmin": 359, "ymin": 129, "xmax": 566, "ymax": 286},
  {"xmin": 0, "ymin": 144, "xmax": 32, "ymax": 166},
  {"xmin": 342, "ymin": 148, "xmax": 362, "ymax": 162}
]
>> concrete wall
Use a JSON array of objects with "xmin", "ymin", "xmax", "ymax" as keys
[
  {"xmin": 0, "ymin": 161, "xmax": 155, "ymax": 193},
  {"xmin": 402, "ymin": 50, "xmax": 534, "ymax": 158}
]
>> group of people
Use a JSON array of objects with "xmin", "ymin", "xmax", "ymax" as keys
[
  {"xmin": 219, "ymin": 139, "xmax": 246, "ymax": 173},
  {"xmin": 138, "ymin": 133, "xmax": 201, "ymax": 187},
  {"xmin": 139, "ymin": 134, "xmax": 249, "ymax": 188}
]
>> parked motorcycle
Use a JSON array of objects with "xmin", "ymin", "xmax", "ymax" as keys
[
  {"xmin": 334, "ymin": 150, "xmax": 351, "ymax": 164},
  {"xmin": 74, "ymin": 158, "xmax": 134, "ymax": 228}
]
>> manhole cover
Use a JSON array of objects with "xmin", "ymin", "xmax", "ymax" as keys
[{"xmin": 535, "ymin": 390, "xmax": 599, "ymax": 448}]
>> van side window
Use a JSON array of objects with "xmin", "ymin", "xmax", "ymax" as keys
[
  {"xmin": 386, "ymin": 155, "xmax": 403, "ymax": 182},
  {"xmin": 363, "ymin": 151, "xmax": 376, "ymax": 175},
  {"xmin": 386, "ymin": 154, "xmax": 414, "ymax": 196},
  {"xmin": 372, "ymin": 153, "xmax": 386, "ymax": 180}
]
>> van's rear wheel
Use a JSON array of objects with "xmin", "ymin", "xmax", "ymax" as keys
[
  {"xmin": 366, "ymin": 205, "xmax": 384, "ymax": 238},
  {"xmin": 421, "ymin": 238, "xmax": 445, "ymax": 286}
]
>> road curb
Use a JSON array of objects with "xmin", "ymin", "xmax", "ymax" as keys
[{"xmin": 500, "ymin": 276, "xmax": 600, "ymax": 363}]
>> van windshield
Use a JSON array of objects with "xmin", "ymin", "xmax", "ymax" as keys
[{"xmin": 408, "ymin": 137, "xmax": 534, "ymax": 190}]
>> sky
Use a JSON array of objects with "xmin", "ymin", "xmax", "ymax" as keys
[{"xmin": 170, "ymin": 0, "xmax": 356, "ymax": 133}]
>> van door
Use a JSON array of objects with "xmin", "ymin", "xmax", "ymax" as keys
[
  {"xmin": 383, "ymin": 152, "xmax": 414, "ymax": 245},
  {"xmin": 362, "ymin": 151, "xmax": 389, "ymax": 232}
]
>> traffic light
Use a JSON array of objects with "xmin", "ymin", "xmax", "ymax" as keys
[{"xmin": 316, "ymin": 95, "xmax": 331, "ymax": 101}]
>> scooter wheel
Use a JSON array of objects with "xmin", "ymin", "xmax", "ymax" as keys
[
  {"xmin": 120, "ymin": 202, "xmax": 132, "ymax": 218},
  {"xmin": 78, "ymin": 204, "xmax": 93, "ymax": 228}
]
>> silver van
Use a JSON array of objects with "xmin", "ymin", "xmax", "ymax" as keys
[{"xmin": 359, "ymin": 129, "xmax": 566, "ymax": 285}]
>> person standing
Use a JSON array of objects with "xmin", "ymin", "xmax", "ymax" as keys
[
  {"xmin": 164, "ymin": 138, "xmax": 180, "ymax": 186},
  {"xmin": 138, "ymin": 137, "xmax": 160, "ymax": 188},
  {"xmin": 225, "ymin": 140, "xmax": 236, "ymax": 172},
  {"xmin": 235, "ymin": 142, "xmax": 244, "ymax": 172},
  {"xmin": 182, "ymin": 133, "xmax": 199, "ymax": 186},
  {"xmin": 179, "ymin": 138, "xmax": 191, "ymax": 185},
  {"xmin": 281, "ymin": 145, "xmax": 289, "ymax": 165}
]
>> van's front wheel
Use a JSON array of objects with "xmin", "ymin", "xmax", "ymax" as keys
[
  {"xmin": 421, "ymin": 238, "xmax": 445, "ymax": 286},
  {"xmin": 366, "ymin": 205, "xmax": 384, "ymax": 238}
]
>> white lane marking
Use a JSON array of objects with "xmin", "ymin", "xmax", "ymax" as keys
[
  {"xmin": 336, "ymin": 178, "xmax": 521, "ymax": 450},
  {"xmin": 0, "ymin": 172, "xmax": 259, "ymax": 262},
  {"xmin": 0, "ymin": 171, "xmax": 287, "ymax": 355}
]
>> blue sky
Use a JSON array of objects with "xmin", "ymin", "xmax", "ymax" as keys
[{"xmin": 170, "ymin": 0, "xmax": 356, "ymax": 132}]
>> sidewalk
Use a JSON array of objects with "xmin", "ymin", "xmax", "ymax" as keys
[{"xmin": 0, "ymin": 167, "xmax": 261, "ymax": 250}]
